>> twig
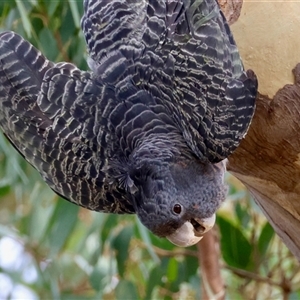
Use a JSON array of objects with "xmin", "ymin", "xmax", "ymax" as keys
[
  {"xmin": 53, "ymin": 30, "xmax": 71, "ymax": 62},
  {"xmin": 197, "ymin": 228, "xmax": 225, "ymax": 300},
  {"xmin": 137, "ymin": 241, "xmax": 198, "ymax": 258},
  {"xmin": 223, "ymin": 264, "xmax": 284, "ymax": 289}
]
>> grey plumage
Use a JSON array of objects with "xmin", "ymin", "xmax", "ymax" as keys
[{"xmin": 0, "ymin": 0, "xmax": 257, "ymax": 245}]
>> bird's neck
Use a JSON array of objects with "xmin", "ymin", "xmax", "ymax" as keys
[{"xmin": 130, "ymin": 132, "xmax": 192, "ymax": 165}]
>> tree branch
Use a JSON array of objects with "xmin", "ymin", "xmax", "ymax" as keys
[
  {"xmin": 223, "ymin": 264, "xmax": 284, "ymax": 289},
  {"xmin": 137, "ymin": 241, "xmax": 198, "ymax": 258},
  {"xmin": 197, "ymin": 228, "xmax": 225, "ymax": 300},
  {"xmin": 228, "ymin": 64, "xmax": 300, "ymax": 261},
  {"xmin": 218, "ymin": 0, "xmax": 243, "ymax": 25}
]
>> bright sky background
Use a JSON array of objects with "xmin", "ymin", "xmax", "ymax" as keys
[{"xmin": 0, "ymin": 237, "xmax": 38, "ymax": 299}]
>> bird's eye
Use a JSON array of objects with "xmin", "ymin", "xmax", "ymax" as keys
[{"xmin": 173, "ymin": 204, "xmax": 182, "ymax": 215}]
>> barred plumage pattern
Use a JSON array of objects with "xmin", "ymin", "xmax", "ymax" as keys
[
  {"xmin": 82, "ymin": 0, "xmax": 257, "ymax": 162},
  {"xmin": 0, "ymin": 0, "xmax": 257, "ymax": 218}
]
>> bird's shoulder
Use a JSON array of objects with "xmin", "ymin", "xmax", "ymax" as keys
[{"xmin": 82, "ymin": 0, "xmax": 257, "ymax": 163}]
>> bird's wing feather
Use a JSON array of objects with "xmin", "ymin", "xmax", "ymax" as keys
[
  {"xmin": 81, "ymin": 0, "xmax": 257, "ymax": 163},
  {"xmin": 0, "ymin": 31, "xmax": 134, "ymax": 214}
]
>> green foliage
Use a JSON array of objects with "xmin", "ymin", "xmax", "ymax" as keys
[
  {"xmin": 217, "ymin": 215, "xmax": 253, "ymax": 270},
  {"xmin": 0, "ymin": 1, "xmax": 300, "ymax": 299}
]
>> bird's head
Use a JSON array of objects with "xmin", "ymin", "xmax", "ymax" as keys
[{"xmin": 128, "ymin": 158, "xmax": 227, "ymax": 247}]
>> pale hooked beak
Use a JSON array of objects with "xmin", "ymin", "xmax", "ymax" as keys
[{"xmin": 166, "ymin": 214, "xmax": 216, "ymax": 247}]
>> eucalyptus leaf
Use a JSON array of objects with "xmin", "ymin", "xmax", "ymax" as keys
[
  {"xmin": 217, "ymin": 215, "xmax": 253, "ymax": 270},
  {"xmin": 15, "ymin": 1, "xmax": 32, "ymax": 37},
  {"xmin": 111, "ymin": 225, "xmax": 133, "ymax": 277},
  {"xmin": 258, "ymin": 222, "xmax": 274, "ymax": 259},
  {"xmin": 135, "ymin": 217, "xmax": 160, "ymax": 264},
  {"xmin": 115, "ymin": 280, "xmax": 139, "ymax": 300},
  {"xmin": 46, "ymin": 200, "xmax": 79, "ymax": 255}
]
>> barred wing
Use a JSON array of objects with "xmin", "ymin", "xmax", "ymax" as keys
[
  {"xmin": 0, "ymin": 32, "xmax": 133, "ymax": 214},
  {"xmin": 81, "ymin": 0, "xmax": 257, "ymax": 163}
]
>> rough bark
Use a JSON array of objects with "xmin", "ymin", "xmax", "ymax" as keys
[
  {"xmin": 218, "ymin": 0, "xmax": 243, "ymax": 25},
  {"xmin": 216, "ymin": 0, "xmax": 300, "ymax": 261},
  {"xmin": 228, "ymin": 64, "xmax": 300, "ymax": 261}
]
